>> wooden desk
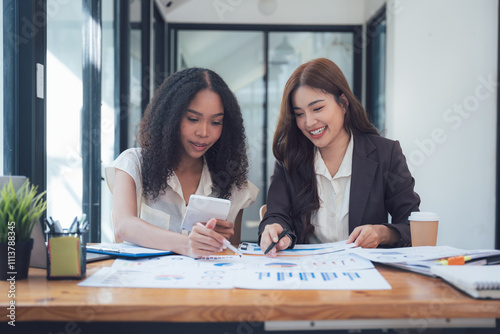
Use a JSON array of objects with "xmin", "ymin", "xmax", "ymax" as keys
[{"xmin": 1, "ymin": 260, "xmax": 499, "ymax": 326}]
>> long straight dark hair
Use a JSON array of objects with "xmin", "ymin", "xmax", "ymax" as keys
[{"xmin": 273, "ymin": 58, "xmax": 378, "ymax": 242}]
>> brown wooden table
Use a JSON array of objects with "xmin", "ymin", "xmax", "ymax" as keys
[{"xmin": 1, "ymin": 259, "xmax": 499, "ymax": 327}]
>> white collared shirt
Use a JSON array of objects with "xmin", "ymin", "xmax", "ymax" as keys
[
  {"xmin": 105, "ymin": 148, "xmax": 258, "ymax": 236},
  {"xmin": 310, "ymin": 135, "xmax": 354, "ymax": 243}
]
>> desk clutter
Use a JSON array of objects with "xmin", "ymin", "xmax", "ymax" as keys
[
  {"xmin": 78, "ymin": 242, "xmax": 500, "ymax": 298},
  {"xmin": 45, "ymin": 215, "xmax": 89, "ymax": 280},
  {"xmin": 79, "ymin": 251, "xmax": 391, "ymax": 290}
]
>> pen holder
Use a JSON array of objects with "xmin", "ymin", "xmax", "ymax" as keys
[{"xmin": 46, "ymin": 229, "xmax": 87, "ymax": 280}]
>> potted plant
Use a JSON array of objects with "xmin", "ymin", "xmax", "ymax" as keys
[{"xmin": 0, "ymin": 178, "xmax": 47, "ymax": 280}]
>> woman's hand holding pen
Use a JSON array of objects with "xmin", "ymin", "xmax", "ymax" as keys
[
  {"xmin": 260, "ymin": 223, "xmax": 291, "ymax": 258},
  {"xmin": 188, "ymin": 218, "xmax": 226, "ymax": 258}
]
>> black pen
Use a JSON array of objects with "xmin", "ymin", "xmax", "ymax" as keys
[{"xmin": 264, "ymin": 227, "xmax": 290, "ymax": 255}]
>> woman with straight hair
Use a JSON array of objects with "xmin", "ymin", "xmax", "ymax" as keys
[
  {"xmin": 259, "ymin": 58, "xmax": 420, "ymax": 257},
  {"xmin": 106, "ymin": 67, "xmax": 258, "ymax": 258}
]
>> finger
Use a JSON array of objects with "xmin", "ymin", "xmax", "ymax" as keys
[
  {"xmin": 266, "ymin": 247, "xmax": 277, "ymax": 258},
  {"xmin": 190, "ymin": 231, "xmax": 224, "ymax": 251},
  {"xmin": 190, "ymin": 239, "xmax": 223, "ymax": 254},
  {"xmin": 359, "ymin": 228, "xmax": 379, "ymax": 248},
  {"xmin": 347, "ymin": 227, "xmax": 362, "ymax": 244},
  {"xmin": 205, "ymin": 218, "xmax": 217, "ymax": 230},
  {"xmin": 260, "ymin": 225, "xmax": 275, "ymax": 249},
  {"xmin": 277, "ymin": 235, "xmax": 291, "ymax": 250},
  {"xmin": 269, "ymin": 225, "xmax": 284, "ymax": 243},
  {"xmin": 352, "ymin": 227, "xmax": 369, "ymax": 247},
  {"xmin": 192, "ymin": 224, "xmax": 225, "ymax": 246},
  {"xmin": 363, "ymin": 233, "xmax": 379, "ymax": 248},
  {"xmin": 215, "ymin": 219, "xmax": 233, "ymax": 228},
  {"xmin": 213, "ymin": 222, "xmax": 234, "ymax": 236}
]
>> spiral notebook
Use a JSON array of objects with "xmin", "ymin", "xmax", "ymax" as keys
[{"xmin": 431, "ymin": 265, "xmax": 500, "ymax": 299}]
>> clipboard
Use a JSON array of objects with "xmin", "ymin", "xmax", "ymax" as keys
[{"xmin": 86, "ymin": 243, "xmax": 173, "ymax": 258}]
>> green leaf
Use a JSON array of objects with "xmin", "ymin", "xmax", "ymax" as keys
[{"xmin": 0, "ymin": 177, "xmax": 47, "ymax": 242}]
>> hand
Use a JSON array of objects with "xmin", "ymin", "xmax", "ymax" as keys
[
  {"xmin": 187, "ymin": 218, "xmax": 225, "ymax": 258},
  {"xmin": 259, "ymin": 223, "xmax": 291, "ymax": 258},
  {"xmin": 346, "ymin": 225, "xmax": 394, "ymax": 248},
  {"xmin": 211, "ymin": 219, "xmax": 234, "ymax": 240}
]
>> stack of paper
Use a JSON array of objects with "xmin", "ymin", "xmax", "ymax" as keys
[
  {"xmin": 351, "ymin": 246, "xmax": 500, "ymax": 277},
  {"xmin": 79, "ymin": 251, "xmax": 391, "ymax": 290}
]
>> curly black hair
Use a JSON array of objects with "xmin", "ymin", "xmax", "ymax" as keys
[{"xmin": 138, "ymin": 67, "xmax": 249, "ymax": 200}]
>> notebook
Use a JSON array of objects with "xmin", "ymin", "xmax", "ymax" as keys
[{"xmin": 430, "ymin": 265, "xmax": 500, "ymax": 299}]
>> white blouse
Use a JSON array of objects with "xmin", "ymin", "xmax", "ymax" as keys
[
  {"xmin": 310, "ymin": 135, "xmax": 354, "ymax": 243},
  {"xmin": 105, "ymin": 148, "xmax": 258, "ymax": 235}
]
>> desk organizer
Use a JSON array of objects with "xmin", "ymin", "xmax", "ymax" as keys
[{"xmin": 46, "ymin": 230, "xmax": 87, "ymax": 280}]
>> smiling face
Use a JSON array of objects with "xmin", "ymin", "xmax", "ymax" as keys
[
  {"xmin": 179, "ymin": 89, "xmax": 224, "ymax": 162},
  {"xmin": 292, "ymin": 85, "xmax": 349, "ymax": 152}
]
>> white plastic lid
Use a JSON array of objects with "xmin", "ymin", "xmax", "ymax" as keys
[{"xmin": 408, "ymin": 211, "xmax": 439, "ymax": 221}]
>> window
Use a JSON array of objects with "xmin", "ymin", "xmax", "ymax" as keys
[
  {"xmin": 46, "ymin": 2, "xmax": 84, "ymax": 226},
  {"xmin": 101, "ymin": 0, "xmax": 117, "ymax": 243},
  {"xmin": 366, "ymin": 6, "xmax": 386, "ymax": 133}
]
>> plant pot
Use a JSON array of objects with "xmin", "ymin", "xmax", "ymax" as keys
[{"xmin": 0, "ymin": 238, "xmax": 34, "ymax": 280}]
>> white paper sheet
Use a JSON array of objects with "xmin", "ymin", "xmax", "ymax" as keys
[
  {"xmin": 234, "ymin": 268, "xmax": 391, "ymax": 290},
  {"xmin": 78, "ymin": 252, "xmax": 385, "ymax": 290},
  {"xmin": 351, "ymin": 246, "xmax": 481, "ymax": 264},
  {"xmin": 238, "ymin": 240, "xmax": 356, "ymax": 256}
]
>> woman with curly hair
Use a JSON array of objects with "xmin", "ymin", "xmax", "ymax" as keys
[
  {"xmin": 259, "ymin": 58, "xmax": 420, "ymax": 257},
  {"xmin": 106, "ymin": 67, "xmax": 258, "ymax": 258}
]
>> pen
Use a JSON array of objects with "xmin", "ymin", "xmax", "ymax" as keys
[
  {"xmin": 436, "ymin": 255, "xmax": 471, "ymax": 265},
  {"xmin": 264, "ymin": 227, "xmax": 290, "ymax": 255},
  {"xmin": 95, "ymin": 248, "xmax": 122, "ymax": 253},
  {"xmin": 194, "ymin": 222, "xmax": 243, "ymax": 257},
  {"xmin": 52, "ymin": 219, "xmax": 64, "ymax": 233},
  {"xmin": 222, "ymin": 239, "xmax": 243, "ymax": 257},
  {"xmin": 68, "ymin": 216, "xmax": 79, "ymax": 233},
  {"xmin": 78, "ymin": 213, "xmax": 87, "ymax": 232}
]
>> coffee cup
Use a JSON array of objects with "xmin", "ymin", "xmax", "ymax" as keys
[{"xmin": 408, "ymin": 212, "xmax": 439, "ymax": 246}]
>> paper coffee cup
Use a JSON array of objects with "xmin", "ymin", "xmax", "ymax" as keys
[{"xmin": 408, "ymin": 212, "xmax": 439, "ymax": 247}]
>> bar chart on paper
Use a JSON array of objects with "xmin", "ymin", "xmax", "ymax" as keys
[
  {"xmin": 79, "ymin": 251, "xmax": 391, "ymax": 290},
  {"xmin": 234, "ymin": 268, "xmax": 391, "ymax": 290}
]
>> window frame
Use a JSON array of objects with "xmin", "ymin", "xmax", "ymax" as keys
[
  {"xmin": 365, "ymin": 5, "xmax": 386, "ymax": 132},
  {"xmin": 3, "ymin": 0, "xmax": 47, "ymax": 195}
]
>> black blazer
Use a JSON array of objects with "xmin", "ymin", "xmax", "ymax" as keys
[{"xmin": 259, "ymin": 133, "xmax": 420, "ymax": 247}]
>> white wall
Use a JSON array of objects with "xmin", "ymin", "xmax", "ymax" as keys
[
  {"xmin": 163, "ymin": 0, "xmax": 365, "ymax": 24},
  {"xmin": 386, "ymin": 0, "xmax": 498, "ymax": 249}
]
